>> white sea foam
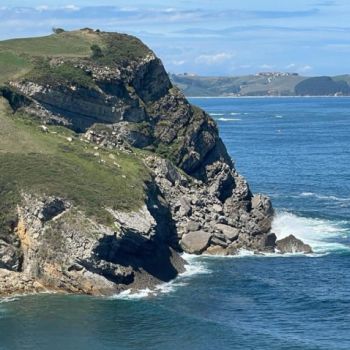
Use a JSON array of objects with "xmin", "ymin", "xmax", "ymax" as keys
[
  {"xmin": 217, "ymin": 118, "xmax": 242, "ymax": 122},
  {"xmin": 272, "ymin": 211, "xmax": 350, "ymax": 253},
  {"xmin": 230, "ymin": 112, "xmax": 241, "ymax": 115},
  {"xmin": 110, "ymin": 254, "xmax": 210, "ymax": 300},
  {"xmin": 300, "ymin": 192, "xmax": 350, "ymax": 202},
  {"xmin": 275, "ymin": 115, "xmax": 284, "ymax": 118},
  {"xmin": 209, "ymin": 113, "xmax": 224, "ymax": 116},
  {"xmin": 0, "ymin": 297, "xmax": 19, "ymax": 304},
  {"xmin": 181, "ymin": 253, "xmax": 211, "ymax": 277}
]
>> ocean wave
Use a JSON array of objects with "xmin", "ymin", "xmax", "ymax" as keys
[
  {"xmin": 209, "ymin": 113, "xmax": 224, "ymax": 116},
  {"xmin": 0, "ymin": 297, "xmax": 19, "ymax": 304},
  {"xmin": 217, "ymin": 118, "xmax": 242, "ymax": 122},
  {"xmin": 271, "ymin": 211, "xmax": 350, "ymax": 253},
  {"xmin": 230, "ymin": 112, "xmax": 241, "ymax": 115},
  {"xmin": 300, "ymin": 192, "xmax": 350, "ymax": 202},
  {"xmin": 275, "ymin": 115, "xmax": 284, "ymax": 118}
]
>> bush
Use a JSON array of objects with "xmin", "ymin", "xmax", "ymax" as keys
[
  {"xmin": 52, "ymin": 27, "xmax": 65, "ymax": 34},
  {"xmin": 90, "ymin": 44, "xmax": 104, "ymax": 59}
]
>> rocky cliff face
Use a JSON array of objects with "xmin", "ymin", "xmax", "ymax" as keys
[{"xmin": 0, "ymin": 29, "xmax": 275, "ymax": 296}]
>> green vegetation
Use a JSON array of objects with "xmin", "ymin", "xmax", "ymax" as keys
[
  {"xmin": 295, "ymin": 76, "xmax": 350, "ymax": 96},
  {"xmin": 90, "ymin": 44, "xmax": 104, "ymax": 59},
  {"xmin": 0, "ymin": 29, "xmax": 152, "ymax": 88},
  {"xmin": 0, "ymin": 51, "xmax": 33, "ymax": 84},
  {"xmin": 95, "ymin": 33, "xmax": 151, "ymax": 65},
  {"xmin": 0, "ymin": 29, "xmax": 156, "ymax": 237},
  {"xmin": 52, "ymin": 27, "xmax": 65, "ymax": 35},
  {"xmin": 0, "ymin": 31, "xmax": 100, "ymax": 58},
  {"xmin": 25, "ymin": 61, "xmax": 96, "ymax": 89},
  {"xmin": 171, "ymin": 73, "xmax": 350, "ymax": 97},
  {"xmin": 0, "ymin": 98, "xmax": 150, "ymax": 237}
]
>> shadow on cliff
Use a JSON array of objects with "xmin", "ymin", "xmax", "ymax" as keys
[{"xmin": 88, "ymin": 180, "xmax": 184, "ymax": 286}]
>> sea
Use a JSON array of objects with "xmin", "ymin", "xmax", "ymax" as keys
[{"xmin": 0, "ymin": 97, "xmax": 349, "ymax": 350}]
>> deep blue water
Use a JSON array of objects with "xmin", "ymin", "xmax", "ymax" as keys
[{"xmin": 1, "ymin": 97, "xmax": 349, "ymax": 350}]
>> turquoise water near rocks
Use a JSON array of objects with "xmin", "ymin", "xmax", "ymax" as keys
[{"xmin": 1, "ymin": 97, "xmax": 349, "ymax": 350}]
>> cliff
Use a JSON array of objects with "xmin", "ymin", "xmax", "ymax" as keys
[{"xmin": 0, "ymin": 29, "xmax": 275, "ymax": 296}]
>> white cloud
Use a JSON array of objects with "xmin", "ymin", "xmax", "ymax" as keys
[
  {"xmin": 172, "ymin": 60, "xmax": 186, "ymax": 66},
  {"xmin": 299, "ymin": 65, "xmax": 313, "ymax": 72},
  {"xmin": 195, "ymin": 52, "xmax": 234, "ymax": 65},
  {"xmin": 62, "ymin": 5, "xmax": 80, "ymax": 11},
  {"xmin": 286, "ymin": 63, "xmax": 296, "ymax": 69},
  {"xmin": 36, "ymin": 5, "xmax": 49, "ymax": 12},
  {"xmin": 260, "ymin": 64, "xmax": 275, "ymax": 70}
]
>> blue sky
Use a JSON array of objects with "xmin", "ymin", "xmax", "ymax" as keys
[{"xmin": 1, "ymin": 0, "xmax": 350, "ymax": 76}]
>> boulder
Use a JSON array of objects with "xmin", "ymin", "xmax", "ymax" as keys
[
  {"xmin": 180, "ymin": 231, "xmax": 212, "ymax": 254},
  {"xmin": 0, "ymin": 241, "xmax": 22, "ymax": 271},
  {"xmin": 276, "ymin": 235, "xmax": 313, "ymax": 254},
  {"xmin": 216, "ymin": 224, "xmax": 239, "ymax": 241},
  {"xmin": 205, "ymin": 245, "xmax": 228, "ymax": 256},
  {"xmin": 177, "ymin": 198, "xmax": 192, "ymax": 217},
  {"xmin": 186, "ymin": 221, "xmax": 201, "ymax": 232}
]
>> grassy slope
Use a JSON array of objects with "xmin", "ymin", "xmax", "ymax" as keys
[
  {"xmin": 0, "ymin": 29, "xmax": 151, "ymax": 85},
  {"xmin": 0, "ymin": 29, "xmax": 154, "ymax": 236},
  {"xmin": 0, "ymin": 31, "xmax": 100, "ymax": 84},
  {"xmin": 0, "ymin": 98, "xmax": 149, "ymax": 235}
]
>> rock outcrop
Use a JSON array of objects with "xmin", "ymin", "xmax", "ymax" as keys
[
  {"xmin": 276, "ymin": 235, "xmax": 313, "ymax": 254},
  {"xmin": 0, "ymin": 29, "xmax": 279, "ymax": 296}
]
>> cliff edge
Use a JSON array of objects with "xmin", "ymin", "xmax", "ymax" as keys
[{"xmin": 0, "ymin": 29, "xmax": 275, "ymax": 296}]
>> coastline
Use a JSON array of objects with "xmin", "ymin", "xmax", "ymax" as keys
[{"xmin": 188, "ymin": 95, "xmax": 350, "ymax": 99}]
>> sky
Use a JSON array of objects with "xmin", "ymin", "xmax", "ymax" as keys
[{"xmin": 0, "ymin": 0, "xmax": 350, "ymax": 76}]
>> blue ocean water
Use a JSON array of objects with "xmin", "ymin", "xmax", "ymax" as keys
[{"xmin": 1, "ymin": 97, "xmax": 349, "ymax": 350}]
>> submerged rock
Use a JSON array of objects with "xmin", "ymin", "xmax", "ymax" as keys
[{"xmin": 276, "ymin": 235, "xmax": 313, "ymax": 254}]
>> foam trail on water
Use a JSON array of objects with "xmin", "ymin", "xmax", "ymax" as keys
[
  {"xmin": 209, "ymin": 113, "xmax": 224, "ymax": 116},
  {"xmin": 0, "ymin": 297, "xmax": 19, "ymax": 304},
  {"xmin": 300, "ymin": 192, "xmax": 350, "ymax": 203},
  {"xmin": 217, "ymin": 118, "xmax": 242, "ymax": 122},
  {"xmin": 272, "ymin": 211, "xmax": 350, "ymax": 253}
]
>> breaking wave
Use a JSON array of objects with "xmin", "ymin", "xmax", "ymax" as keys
[{"xmin": 272, "ymin": 211, "xmax": 350, "ymax": 254}]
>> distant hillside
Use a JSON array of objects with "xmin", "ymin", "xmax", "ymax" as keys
[{"xmin": 171, "ymin": 73, "xmax": 350, "ymax": 97}]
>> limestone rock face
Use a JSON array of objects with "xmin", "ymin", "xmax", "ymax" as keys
[
  {"xmin": 0, "ymin": 30, "xmax": 277, "ymax": 296},
  {"xmin": 276, "ymin": 235, "xmax": 313, "ymax": 254},
  {"xmin": 0, "ymin": 191, "xmax": 184, "ymax": 297}
]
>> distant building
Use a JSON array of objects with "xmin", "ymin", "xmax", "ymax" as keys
[{"xmin": 255, "ymin": 72, "xmax": 299, "ymax": 78}]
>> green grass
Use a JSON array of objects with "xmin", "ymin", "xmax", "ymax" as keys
[
  {"xmin": 25, "ymin": 61, "xmax": 96, "ymax": 89},
  {"xmin": 0, "ymin": 29, "xmax": 152, "ymax": 87},
  {"xmin": 95, "ymin": 33, "xmax": 151, "ymax": 65},
  {"xmin": 0, "ymin": 51, "xmax": 33, "ymax": 84},
  {"xmin": 0, "ymin": 31, "xmax": 99, "ymax": 57},
  {"xmin": 0, "ymin": 98, "xmax": 150, "ymax": 237}
]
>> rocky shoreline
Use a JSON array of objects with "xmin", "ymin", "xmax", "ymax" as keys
[{"xmin": 0, "ymin": 29, "xmax": 311, "ymax": 297}]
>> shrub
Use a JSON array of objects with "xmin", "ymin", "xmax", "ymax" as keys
[
  {"xmin": 90, "ymin": 44, "xmax": 104, "ymax": 59},
  {"xmin": 52, "ymin": 27, "xmax": 65, "ymax": 34}
]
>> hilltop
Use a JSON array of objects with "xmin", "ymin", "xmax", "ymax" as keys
[{"xmin": 0, "ymin": 29, "xmax": 277, "ymax": 296}]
